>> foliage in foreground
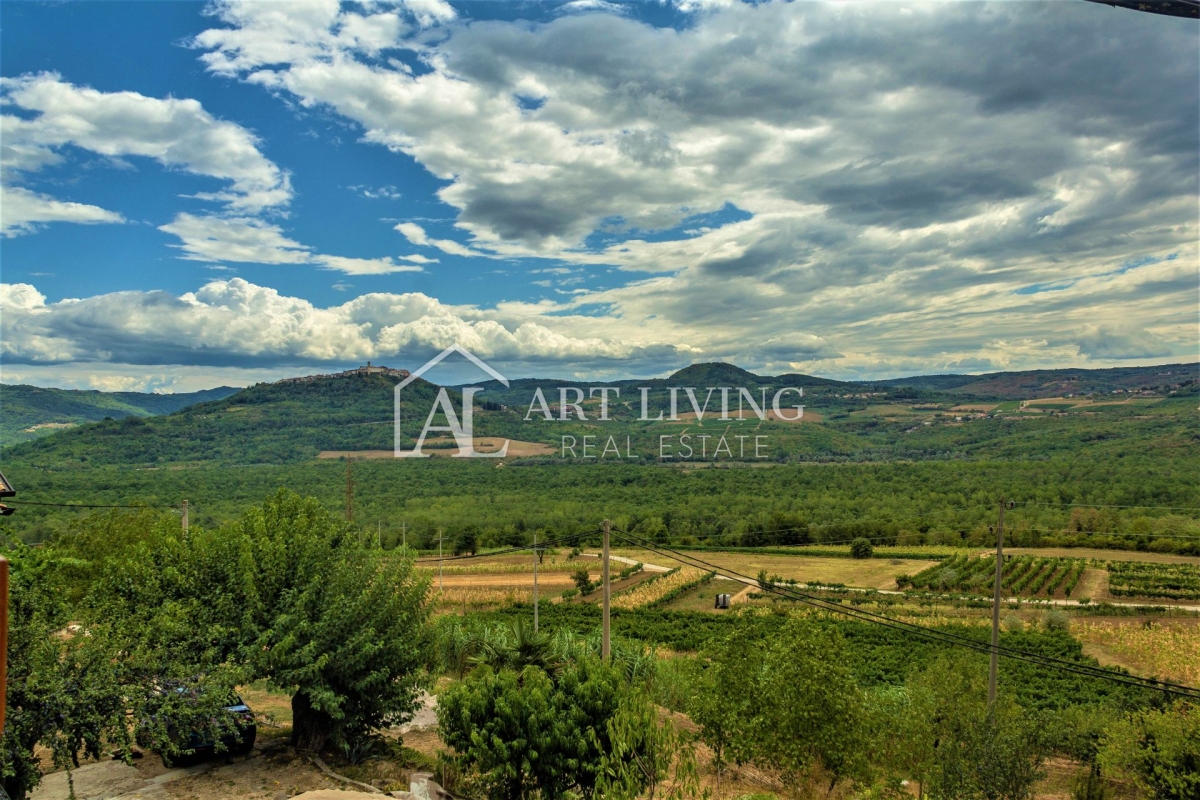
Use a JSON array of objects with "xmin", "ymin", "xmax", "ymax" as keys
[
  {"xmin": 437, "ymin": 620, "xmax": 698, "ymax": 800},
  {"xmin": 1, "ymin": 491, "xmax": 434, "ymax": 798}
]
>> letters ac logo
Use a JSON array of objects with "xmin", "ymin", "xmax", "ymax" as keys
[{"xmin": 394, "ymin": 344, "xmax": 509, "ymax": 458}]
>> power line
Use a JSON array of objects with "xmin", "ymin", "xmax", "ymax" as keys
[
  {"xmin": 616, "ymin": 530, "xmax": 1200, "ymax": 699},
  {"xmin": 1019, "ymin": 501, "xmax": 1200, "ymax": 511},
  {"xmin": 412, "ymin": 530, "xmax": 596, "ymax": 564},
  {"xmin": 610, "ymin": 529, "xmax": 1200, "ymax": 700}
]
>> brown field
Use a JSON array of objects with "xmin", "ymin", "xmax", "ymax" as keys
[
  {"xmin": 1075, "ymin": 618, "xmax": 1200, "ymax": 684},
  {"xmin": 426, "ymin": 572, "xmax": 587, "ymax": 588},
  {"xmin": 317, "ymin": 437, "xmax": 553, "ymax": 459},
  {"xmin": 611, "ymin": 548, "xmax": 936, "ymax": 590},
  {"xmin": 950, "ymin": 403, "xmax": 999, "ymax": 412}
]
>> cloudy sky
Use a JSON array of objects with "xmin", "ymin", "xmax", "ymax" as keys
[{"xmin": 1, "ymin": 0, "xmax": 1196, "ymax": 392}]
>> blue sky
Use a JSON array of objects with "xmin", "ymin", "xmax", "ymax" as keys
[{"xmin": 1, "ymin": 0, "xmax": 1197, "ymax": 391}]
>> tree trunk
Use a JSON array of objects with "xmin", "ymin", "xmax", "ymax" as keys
[{"xmin": 291, "ymin": 691, "xmax": 333, "ymax": 752}]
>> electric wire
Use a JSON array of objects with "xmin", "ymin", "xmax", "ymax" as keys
[{"xmin": 609, "ymin": 529, "xmax": 1200, "ymax": 700}]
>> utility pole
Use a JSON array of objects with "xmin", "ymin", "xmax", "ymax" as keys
[
  {"xmin": 533, "ymin": 530, "xmax": 539, "ymax": 632},
  {"xmin": 181, "ymin": 499, "xmax": 189, "ymax": 532},
  {"xmin": 602, "ymin": 519, "xmax": 611, "ymax": 660},
  {"xmin": 989, "ymin": 498, "xmax": 1014, "ymax": 705},
  {"xmin": 345, "ymin": 460, "xmax": 354, "ymax": 523}
]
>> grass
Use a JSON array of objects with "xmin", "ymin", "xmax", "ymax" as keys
[
  {"xmin": 1074, "ymin": 619, "xmax": 1200, "ymax": 684},
  {"xmin": 611, "ymin": 548, "xmax": 938, "ymax": 590}
]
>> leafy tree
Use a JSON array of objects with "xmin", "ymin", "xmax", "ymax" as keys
[
  {"xmin": 438, "ymin": 654, "xmax": 631, "ymax": 800},
  {"xmin": 752, "ymin": 617, "xmax": 869, "ymax": 791},
  {"xmin": 225, "ymin": 491, "xmax": 433, "ymax": 751},
  {"xmin": 1097, "ymin": 703, "xmax": 1200, "ymax": 800},
  {"xmin": 73, "ymin": 491, "xmax": 433, "ymax": 754},
  {"xmin": 572, "ymin": 566, "xmax": 596, "ymax": 594},
  {"xmin": 690, "ymin": 615, "xmax": 867, "ymax": 794},
  {"xmin": 906, "ymin": 654, "xmax": 1048, "ymax": 800},
  {"xmin": 595, "ymin": 687, "xmax": 702, "ymax": 800},
  {"xmin": 454, "ymin": 525, "xmax": 480, "ymax": 555},
  {"xmin": 850, "ymin": 537, "xmax": 874, "ymax": 559},
  {"xmin": 0, "ymin": 548, "xmax": 127, "ymax": 799}
]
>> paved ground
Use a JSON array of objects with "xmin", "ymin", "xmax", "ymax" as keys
[{"xmin": 31, "ymin": 759, "xmax": 221, "ymax": 800}]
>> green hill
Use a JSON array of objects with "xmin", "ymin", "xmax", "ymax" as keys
[
  {"xmin": 0, "ymin": 384, "xmax": 240, "ymax": 444},
  {"xmin": 2, "ymin": 361, "xmax": 1196, "ymax": 470},
  {"xmin": 876, "ymin": 363, "xmax": 1197, "ymax": 398},
  {"xmin": 668, "ymin": 362, "xmax": 762, "ymax": 385},
  {"xmin": 1, "ymin": 373, "xmax": 441, "ymax": 465}
]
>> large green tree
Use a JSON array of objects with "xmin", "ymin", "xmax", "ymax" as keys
[{"xmin": 74, "ymin": 491, "xmax": 433, "ymax": 753}]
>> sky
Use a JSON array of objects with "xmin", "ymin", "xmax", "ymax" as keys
[{"xmin": 0, "ymin": 0, "xmax": 1197, "ymax": 392}]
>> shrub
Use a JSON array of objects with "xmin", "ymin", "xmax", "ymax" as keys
[
  {"xmin": 572, "ymin": 566, "xmax": 596, "ymax": 594},
  {"xmin": 850, "ymin": 538, "xmax": 874, "ymax": 559},
  {"xmin": 1045, "ymin": 610, "xmax": 1071, "ymax": 632}
]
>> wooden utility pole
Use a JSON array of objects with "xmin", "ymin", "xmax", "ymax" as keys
[
  {"xmin": 345, "ymin": 461, "xmax": 354, "ymax": 523},
  {"xmin": 602, "ymin": 519, "xmax": 611, "ymax": 660},
  {"xmin": 533, "ymin": 530, "xmax": 539, "ymax": 632},
  {"xmin": 989, "ymin": 498, "xmax": 1013, "ymax": 706},
  {"xmin": 181, "ymin": 499, "xmax": 189, "ymax": 532},
  {"xmin": 0, "ymin": 556, "xmax": 8, "ymax": 733}
]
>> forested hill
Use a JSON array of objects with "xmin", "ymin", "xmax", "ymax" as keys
[
  {"xmin": 2, "ymin": 358, "xmax": 1198, "ymax": 469},
  {"xmin": 0, "ymin": 383, "xmax": 240, "ymax": 444},
  {"xmin": 874, "ymin": 363, "xmax": 1197, "ymax": 398},
  {"xmin": 1, "ymin": 373, "xmax": 441, "ymax": 464}
]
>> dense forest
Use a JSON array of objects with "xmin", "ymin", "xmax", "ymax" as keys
[{"xmin": 2, "ymin": 362, "xmax": 1197, "ymax": 551}]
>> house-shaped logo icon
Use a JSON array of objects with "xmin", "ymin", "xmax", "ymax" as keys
[{"xmin": 394, "ymin": 344, "xmax": 510, "ymax": 458}]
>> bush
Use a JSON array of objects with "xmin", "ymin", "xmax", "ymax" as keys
[
  {"xmin": 1045, "ymin": 610, "xmax": 1071, "ymax": 632},
  {"xmin": 1098, "ymin": 704, "xmax": 1200, "ymax": 800},
  {"xmin": 850, "ymin": 538, "xmax": 874, "ymax": 559},
  {"xmin": 572, "ymin": 566, "xmax": 596, "ymax": 594}
]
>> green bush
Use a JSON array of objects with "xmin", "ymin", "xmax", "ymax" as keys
[{"xmin": 850, "ymin": 538, "xmax": 874, "ymax": 559}]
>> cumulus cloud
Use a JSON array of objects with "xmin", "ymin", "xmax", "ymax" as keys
[
  {"xmin": 0, "ymin": 278, "xmax": 694, "ymax": 371},
  {"xmin": 0, "ymin": 73, "xmax": 291, "ymax": 213}
]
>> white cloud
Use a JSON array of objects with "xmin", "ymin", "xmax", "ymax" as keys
[
  {"xmin": 156, "ymin": 212, "xmax": 435, "ymax": 274},
  {"xmin": 1, "ymin": 185, "xmax": 124, "ymax": 237},
  {"xmin": 394, "ymin": 221, "xmax": 479, "ymax": 257},
  {"xmin": 317, "ymin": 255, "xmax": 424, "ymax": 275},
  {"xmin": 158, "ymin": 213, "xmax": 312, "ymax": 264},
  {"xmin": 0, "ymin": 278, "xmax": 691, "ymax": 371},
  {"xmin": 1, "ymin": 73, "xmax": 291, "ymax": 213}
]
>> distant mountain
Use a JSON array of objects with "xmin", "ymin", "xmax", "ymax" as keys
[
  {"xmin": 875, "ymin": 363, "xmax": 1198, "ymax": 399},
  {"xmin": 3, "ymin": 360, "xmax": 1195, "ymax": 467},
  {"xmin": 668, "ymin": 362, "xmax": 761, "ymax": 384},
  {"xmin": 1, "ymin": 372, "xmax": 442, "ymax": 465},
  {"xmin": 0, "ymin": 384, "xmax": 240, "ymax": 444}
]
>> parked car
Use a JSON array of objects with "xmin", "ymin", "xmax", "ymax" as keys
[{"xmin": 145, "ymin": 693, "xmax": 257, "ymax": 767}]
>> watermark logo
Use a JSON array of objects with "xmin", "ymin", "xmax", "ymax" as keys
[
  {"xmin": 394, "ymin": 344, "xmax": 509, "ymax": 458},
  {"xmin": 393, "ymin": 343, "xmax": 806, "ymax": 460}
]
